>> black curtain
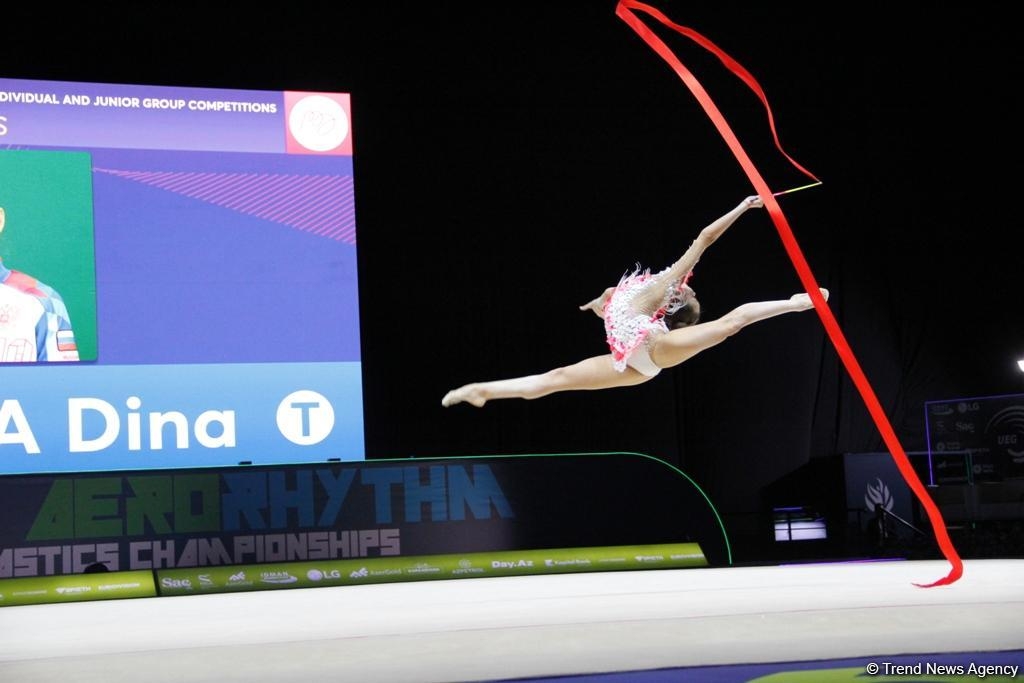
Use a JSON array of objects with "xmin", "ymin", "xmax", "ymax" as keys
[{"xmin": 2, "ymin": 3, "xmax": 1020, "ymax": 528}]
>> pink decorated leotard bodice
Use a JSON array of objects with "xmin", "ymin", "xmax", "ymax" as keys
[{"xmin": 602, "ymin": 266, "xmax": 691, "ymax": 373}]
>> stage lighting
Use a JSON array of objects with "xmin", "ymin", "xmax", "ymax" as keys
[{"xmin": 773, "ymin": 506, "xmax": 827, "ymax": 542}]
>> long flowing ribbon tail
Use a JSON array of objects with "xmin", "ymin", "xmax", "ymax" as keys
[{"xmin": 615, "ymin": 0, "xmax": 962, "ymax": 587}]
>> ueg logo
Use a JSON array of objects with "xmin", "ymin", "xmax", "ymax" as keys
[{"xmin": 306, "ymin": 569, "xmax": 341, "ymax": 582}]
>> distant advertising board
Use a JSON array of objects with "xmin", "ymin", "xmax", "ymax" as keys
[{"xmin": 925, "ymin": 394, "xmax": 1024, "ymax": 481}]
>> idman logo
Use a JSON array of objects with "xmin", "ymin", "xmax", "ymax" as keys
[{"xmin": 259, "ymin": 572, "xmax": 298, "ymax": 585}]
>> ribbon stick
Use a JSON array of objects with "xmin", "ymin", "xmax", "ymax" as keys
[
  {"xmin": 772, "ymin": 181, "xmax": 822, "ymax": 197},
  {"xmin": 615, "ymin": 0, "xmax": 962, "ymax": 587}
]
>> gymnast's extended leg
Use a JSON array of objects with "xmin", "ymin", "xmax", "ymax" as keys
[
  {"xmin": 650, "ymin": 289, "xmax": 828, "ymax": 368},
  {"xmin": 441, "ymin": 355, "xmax": 652, "ymax": 407}
]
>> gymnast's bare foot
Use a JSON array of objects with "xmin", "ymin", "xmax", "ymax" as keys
[{"xmin": 441, "ymin": 385, "xmax": 487, "ymax": 408}]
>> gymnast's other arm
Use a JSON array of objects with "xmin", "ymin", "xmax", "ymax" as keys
[{"xmin": 579, "ymin": 287, "xmax": 615, "ymax": 318}]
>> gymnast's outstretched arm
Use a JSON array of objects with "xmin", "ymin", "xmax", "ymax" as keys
[{"xmin": 631, "ymin": 195, "xmax": 763, "ymax": 314}]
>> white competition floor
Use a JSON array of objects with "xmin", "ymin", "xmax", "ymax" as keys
[{"xmin": 1, "ymin": 559, "xmax": 1022, "ymax": 683}]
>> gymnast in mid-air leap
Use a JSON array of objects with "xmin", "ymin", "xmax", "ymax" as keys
[{"xmin": 441, "ymin": 194, "xmax": 828, "ymax": 408}]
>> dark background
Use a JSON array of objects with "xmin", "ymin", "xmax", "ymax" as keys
[{"xmin": 3, "ymin": 3, "xmax": 1021, "ymax": 559}]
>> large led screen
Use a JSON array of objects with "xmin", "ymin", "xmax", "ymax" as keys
[{"xmin": 0, "ymin": 79, "xmax": 364, "ymax": 473}]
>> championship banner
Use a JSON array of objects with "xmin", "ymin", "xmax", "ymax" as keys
[
  {"xmin": 0, "ymin": 453, "xmax": 731, "ymax": 580},
  {"xmin": 154, "ymin": 542, "xmax": 707, "ymax": 596}
]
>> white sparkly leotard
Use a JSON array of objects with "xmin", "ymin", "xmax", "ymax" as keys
[{"xmin": 602, "ymin": 265, "xmax": 692, "ymax": 376}]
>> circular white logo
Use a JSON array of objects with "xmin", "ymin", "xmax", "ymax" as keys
[
  {"xmin": 288, "ymin": 95, "xmax": 349, "ymax": 152},
  {"xmin": 307, "ymin": 569, "xmax": 324, "ymax": 581},
  {"xmin": 276, "ymin": 390, "xmax": 335, "ymax": 445}
]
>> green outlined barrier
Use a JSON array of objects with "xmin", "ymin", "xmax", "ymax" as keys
[
  {"xmin": 0, "ymin": 569, "xmax": 156, "ymax": 607},
  {"xmin": 154, "ymin": 542, "xmax": 707, "ymax": 596},
  {"xmin": 1, "ymin": 452, "xmax": 731, "ymax": 597}
]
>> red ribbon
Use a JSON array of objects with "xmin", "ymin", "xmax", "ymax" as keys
[{"xmin": 616, "ymin": 0, "xmax": 962, "ymax": 587}]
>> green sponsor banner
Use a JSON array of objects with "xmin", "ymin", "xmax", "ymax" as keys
[
  {"xmin": 155, "ymin": 542, "xmax": 706, "ymax": 595},
  {"xmin": 0, "ymin": 570, "xmax": 156, "ymax": 607}
]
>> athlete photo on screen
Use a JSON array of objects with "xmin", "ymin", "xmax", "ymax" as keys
[{"xmin": 0, "ymin": 205, "xmax": 80, "ymax": 362}]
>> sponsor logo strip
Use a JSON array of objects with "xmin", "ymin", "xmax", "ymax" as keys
[
  {"xmin": 0, "ymin": 570, "xmax": 157, "ymax": 607},
  {"xmin": 153, "ymin": 542, "xmax": 706, "ymax": 595}
]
